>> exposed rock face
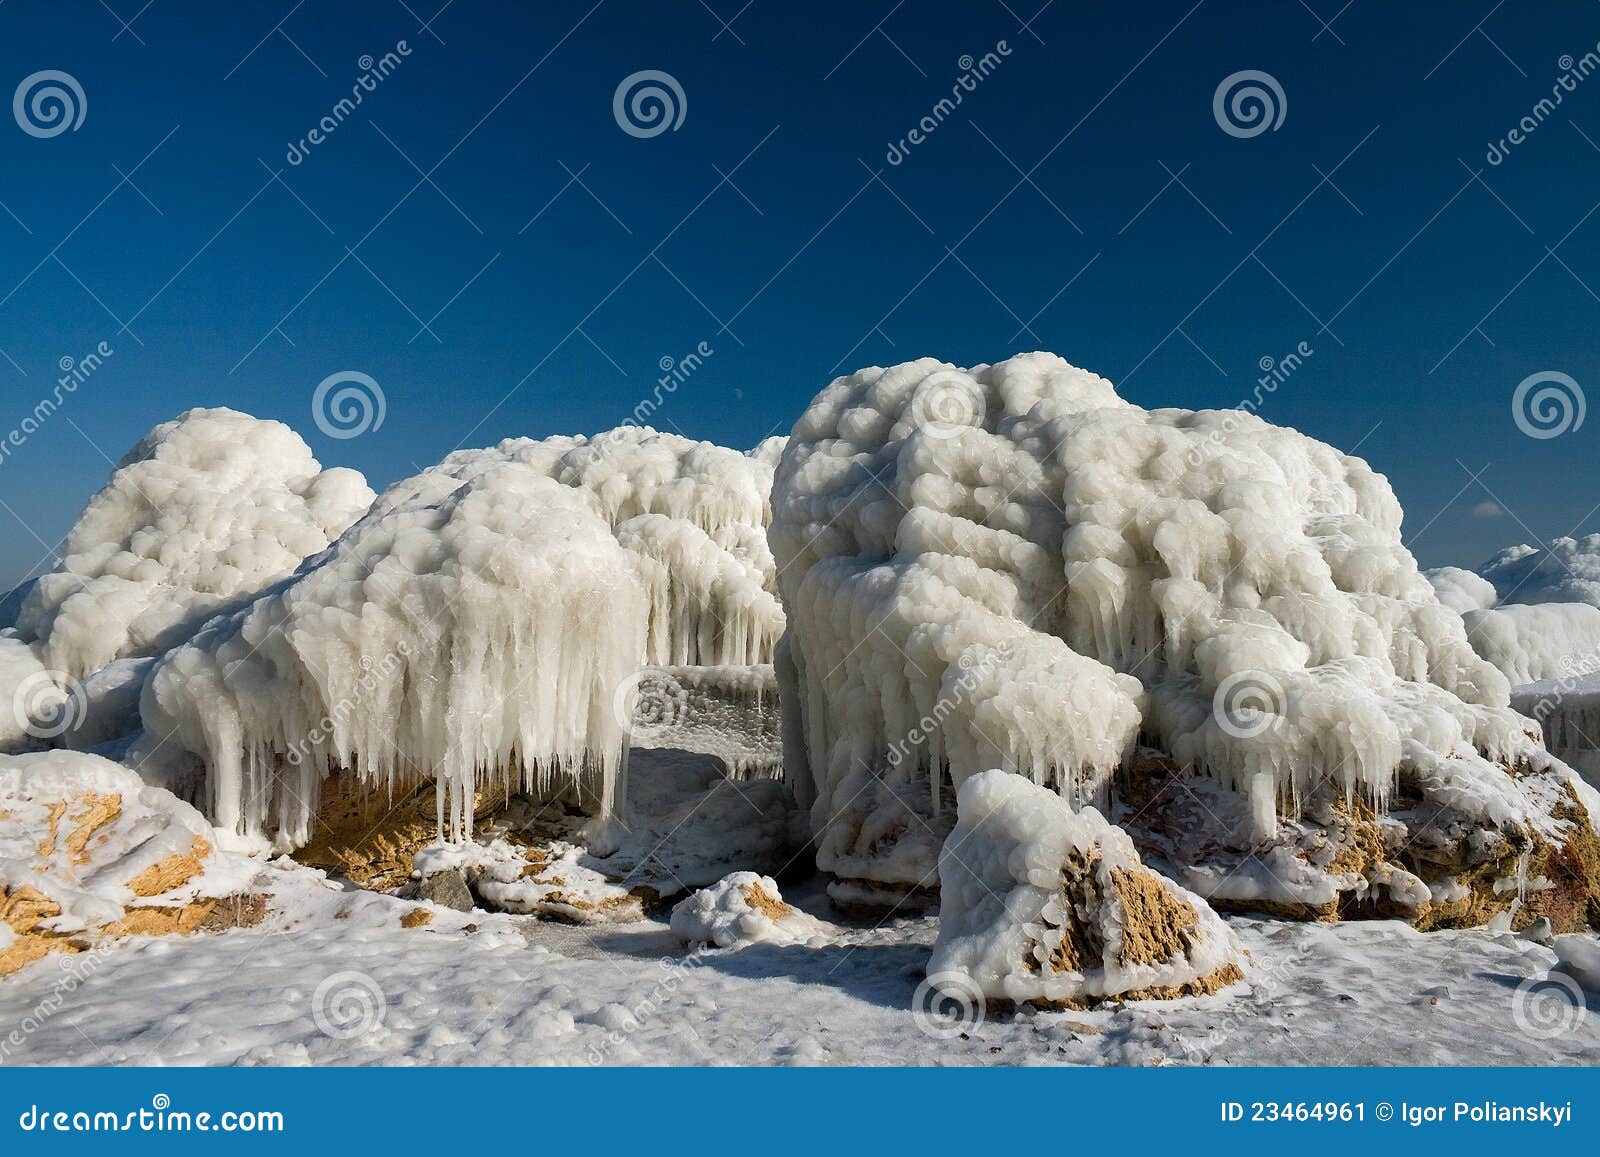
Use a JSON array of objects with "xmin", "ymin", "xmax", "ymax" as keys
[
  {"xmin": 929, "ymin": 772, "xmax": 1244, "ymax": 1009},
  {"xmin": 0, "ymin": 751, "xmax": 263, "ymax": 979}
]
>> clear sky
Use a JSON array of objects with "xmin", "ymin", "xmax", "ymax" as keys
[{"xmin": 2, "ymin": 0, "xmax": 1598, "ymax": 590}]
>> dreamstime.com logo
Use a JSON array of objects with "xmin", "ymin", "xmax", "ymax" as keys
[
  {"xmin": 611, "ymin": 667, "xmax": 688, "ymax": 737},
  {"xmin": 312, "ymin": 370, "xmax": 386, "ymax": 439},
  {"xmin": 1213, "ymin": 70, "xmax": 1286, "ymax": 138},
  {"xmin": 1212, "ymin": 669, "xmax": 1286, "ymax": 739},
  {"xmin": 613, "ymin": 70, "xmax": 686, "ymax": 138},
  {"xmin": 17, "ymin": 1094, "xmax": 283, "ymax": 1133},
  {"xmin": 311, "ymin": 970, "xmax": 387, "ymax": 1039},
  {"xmin": 906, "ymin": 369, "xmax": 985, "ymax": 441},
  {"xmin": 1512, "ymin": 370, "xmax": 1585, "ymax": 440},
  {"xmin": 13, "ymin": 70, "xmax": 85, "ymax": 138},
  {"xmin": 911, "ymin": 971, "xmax": 986, "ymax": 1040},
  {"xmin": 11, "ymin": 669, "xmax": 86, "ymax": 741},
  {"xmin": 1512, "ymin": 972, "xmax": 1587, "ymax": 1040}
]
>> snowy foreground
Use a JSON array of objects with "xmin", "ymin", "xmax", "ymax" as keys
[{"xmin": 1, "ymin": 866, "xmax": 1593, "ymax": 1067}]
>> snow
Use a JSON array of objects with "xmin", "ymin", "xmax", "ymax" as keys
[
  {"xmin": 0, "ymin": 864, "xmax": 1593, "ymax": 1065},
  {"xmin": 670, "ymin": 872, "xmax": 829, "ymax": 948},
  {"xmin": 771, "ymin": 354, "xmax": 1545, "ymax": 900},
  {"xmin": 928, "ymin": 771, "xmax": 1242, "ymax": 1006},
  {"xmin": 1460, "ymin": 603, "xmax": 1600, "ymax": 686}
]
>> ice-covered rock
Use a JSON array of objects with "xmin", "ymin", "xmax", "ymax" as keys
[
  {"xmin": 929, "ymin": 771, "xmax": 1244, "ymax": 1007},
  {"xmin": 770, "ymin": 354, "xmax": 1596, "ymax": 914},
  {"xmin": 0, "ymin": 409, "xmax": 371, "ymax": 755},
  {"xmin": 670, "ymin": 871, "xmax": 826, "ymax": 948},
  {"xmin": 1553, "ymin": 933, "xmax": 1600, "ymax": 992},
  {"xmin": 135, "ymin": 426, "xmax": 787, "ymax": 851},
  {"xmin": 136, "ymin": 460, "xmax": 647, "ymax": 849},
  {"xmin": 0, "ymin": 750, "xmax": 261, "ymax": 977}
]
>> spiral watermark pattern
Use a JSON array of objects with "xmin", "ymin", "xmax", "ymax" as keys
[
  {"xmin": 1512, "ymin": 972, "xmax": 1587, "ymax": 1040},
  {"xmin": 13, "ymin": 70, "xmax": 86, "ymax": 138},
  {"xmin": 1212, "ymin": 669, "xmax": 1286, "ymax": 739},
  {"xmin": 12, "ymin": 669, "xmax": 86, "ymax": 740},
  {"xmin": 312, "ymin": 370, "xmax": 386, "ymax": 440},
  {"xmin": 613, "ymin": 70, "xmax": 686, "ymax": 138},
  {"xmin": 610, "ymin": 667, "xmax": 688, "ymax": 736},
  {"xmin": 907, "ymin": 370, "xmax": 985, "ymax": 440},
  {"xmin": 311, "ymin": 970, "xmax": 387, "ymax": 1039},
  {"xmin": 1512, "ymin": 370, "xmax": 1585, "ymax": 440},
  {"xmin": 911, "ymin": 971, "xmax": 985, "ymax": 1040},
  {"xmin": 1213, "ymin": 70, "xmax": 1286, "ymax": 139}
]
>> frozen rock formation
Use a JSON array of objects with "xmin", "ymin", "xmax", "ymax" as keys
[
  {"xmin": 0, "ymin": 751, "xmax": 261, "ymax": 977},
  {"xmin": 137, "ymin": 427, "xmax": 787, "ymax": 851},
  {"xmin": 137, "ymin": 462, "xmax": 647, "ymax": 849},
  {"xmin": 0, "ymin": 409, "xmax": 372, "ymax": 753},
  {"xmin": 670, "ymin": 871, "xmax": 826, "ymax": 948},
  {"xmin": 771, "ymin": 354, "xmax": 1598, "ymax": 920},
  {"xmin": 928, "ymin": 772, "xmax": 1243, "ymax": 1007}
]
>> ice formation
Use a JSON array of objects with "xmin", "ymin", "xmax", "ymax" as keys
[
  {"xmin": 928, "ymin": 771, "xmax": 1243, "ymax": 1006},
  {"xmin": 770, "ymin": 354, "xmax": 1579, "ymax": 904},
  {"xmin": 137, "ymin": 461, "xmax": 647, "ymax": 848},
  {"xmin": 1427, "ymin": 542, "xmax": 1600, "ymax": 777},
  {"xmin": 669, "ymin": 871, "xmax": 827, "ymax": 949},
  {"xmin": 1476, "ymin": 535, "xmax": 1600, "ymax": 608},
  {"xmin": 136, "ymin": 426, "xmax": 787, "ymax": 850},
  {"xmin": 11, "ymin": 408, "xmax": 372, "ymax": 678},
  {"xmin": 0, "ymin": 750, "xmax": 257, "ymax": 975}
]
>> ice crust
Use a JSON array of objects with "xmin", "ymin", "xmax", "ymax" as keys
[{"xmin": 770, "ymin": 353, "xmax": 1550, "ymax": 883}]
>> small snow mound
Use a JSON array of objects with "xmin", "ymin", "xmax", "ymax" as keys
[
  {"xmin": 929, "ymin": 771, "xmax": 1244, "ymax": 1007},
  {"xmin": 0, "ymin": 750, "xmax": 259, "ymax": 976},
  {"xmin": 1552, "ymin": 934, "xmax": 1600, "ymax": 993},
  {"xmin": 670, "ymin": 871, "xmax": 825, "ymax": 949}
]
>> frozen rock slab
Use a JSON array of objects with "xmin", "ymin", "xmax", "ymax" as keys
[
  {"xmin": 670, "ymin": 872, "xmax": 829, "ymax": 949},
  {"xmin": 929, "ymin": 771, "xmax": 1244, "ymax": 1009},
  {"xmin": 0, "ymin": 750, "xmax": 264, "ymax": 978}
]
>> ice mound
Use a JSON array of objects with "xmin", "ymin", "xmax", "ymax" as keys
[
  {"xmin": 771, "ymin": 354, "xmax": 1588, "ymax": 911},
  {"xmin": 928, "ymin": 771, "xmax": 1243, "ymax": 1007},
  {"xmin": 13, "ymin": 408, "xmax": 372, "ymax": 679},
  {"xmin": 137, "ymin": 462, "xmax": 648, "ymax": 848},
  {"xmin": 0, "ymin": 750, "xmax": 260, "ymax": 977},
  {"xmin": 670, "ymin": 871, "xmax": 826, "ymax": 948}
]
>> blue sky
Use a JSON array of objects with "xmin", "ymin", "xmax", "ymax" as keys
[{"xmin": 2, "ymin": 0, "xmax": 1599, "ymax": 588}]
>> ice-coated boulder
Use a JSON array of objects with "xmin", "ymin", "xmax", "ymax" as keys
[{"xmin": 929, "ymin": 771, "xmax": 1243, "ymax": 1007}]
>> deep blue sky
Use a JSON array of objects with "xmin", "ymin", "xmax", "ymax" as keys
[{"xmin": 2, "ymin": 0, "xmax": 1599, "ymax": 588}]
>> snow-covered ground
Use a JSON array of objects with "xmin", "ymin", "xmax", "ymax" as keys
[{"xmin": 1, "ymin": 864, "xmax": 1592, "ymax": 1067}]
